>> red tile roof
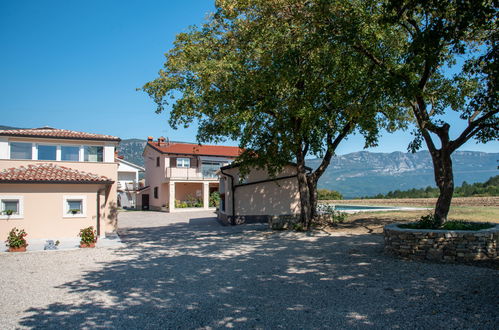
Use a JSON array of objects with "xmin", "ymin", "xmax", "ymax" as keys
[
  {"xmin": 0, "ymin": 163, "xmax": 114, "ymax": 184},
  {"xmin": 147, "ymin": 142, "xmax": 241, "ymax": 157},
  {"xmin": 0, "ymin": 127, "xmax": 120, "ymax": 142}
]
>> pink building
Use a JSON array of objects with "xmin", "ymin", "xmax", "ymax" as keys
[
  {"xmin": 138, "ymin": 137, "xmax": 241, "ymax": 212},
  {"xmin": 0, "ymin": 127, "xmax": 120, "ymax": 240}
]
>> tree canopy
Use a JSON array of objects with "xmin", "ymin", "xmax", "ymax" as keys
[{"xmin": 143, "ymin": 0, "xmax": 406, "ymax": 226}]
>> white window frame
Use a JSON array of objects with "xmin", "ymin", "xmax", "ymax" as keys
[
  {"xmin": 0, "ymin": 196, "xmax": 24, "ymax": 219},
  {"xmin": 177, "ymin": 158, "xmax": 191, "ymax": 168},
  {"xmin": 63, "ymin": 195, "xmax": 87, "ymax": 218}
]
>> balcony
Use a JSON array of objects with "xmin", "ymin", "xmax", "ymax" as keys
[{"xmin": 166, "ymin": 167, "xmax": 219, "ymax": 181}]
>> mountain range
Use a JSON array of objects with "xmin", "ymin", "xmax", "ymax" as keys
[
  {"xmin": 117, "ymin": 139, "xmax": 496, "ymax": 198},
  {"xmin": 1, "ymin": 126, "xmax": 497, "ymax": 198}
]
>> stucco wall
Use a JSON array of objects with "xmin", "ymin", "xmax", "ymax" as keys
[
  {"xmin": 0, "ymin": 183, "xmax": 106, "ymax": 239},
  {"xmin": 220, "ymin": 165, "xmax": 301, "ymax": 218},
  {"xmin": 0, "ymin": 159, "xmax": 118, "ymax": 234},
  {"xmin": 175, "ymin": 182, "xmax": 203, "ymax": 201}
]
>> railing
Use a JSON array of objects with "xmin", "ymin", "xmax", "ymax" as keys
[{"xmin": 166, "ymin": 167, "xmax": 219, "ymax": 180}]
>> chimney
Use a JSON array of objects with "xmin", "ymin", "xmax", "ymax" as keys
[
  {"xmin": 147, "ymin": 136, "xmax": 153, "ymax": 142},
  {"xmin": 158, "ymin": 137, "xmax": 165, "ymax": 146}
]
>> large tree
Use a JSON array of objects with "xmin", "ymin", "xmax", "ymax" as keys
[
  {"xmin": 142, "ymin": 0, "xmax": 404, "ymax": 227},
  {"xmin": 325, "ymin": 0, "xmax": 498, "ymax": 225}
]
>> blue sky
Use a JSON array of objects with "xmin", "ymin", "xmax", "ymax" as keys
[{"xmin": 0, "ymin": 0, "xmax": 497, "ymax": 155}]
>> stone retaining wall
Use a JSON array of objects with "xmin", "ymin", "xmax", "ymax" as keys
[{"xmin": 384, "ymin": 223, "xmax": 499, "ymax": 262}]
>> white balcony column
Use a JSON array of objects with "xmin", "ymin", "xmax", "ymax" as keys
[
  {"xmin": 203, "ymin": 182, "xmax": 210, "ymax": 209},
  {"xmin": 169, "ymin": 182, "xmax": 176, "ymax": 212}
]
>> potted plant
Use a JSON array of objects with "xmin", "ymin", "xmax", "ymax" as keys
[
  {"xmin": 5, "ymin": 227, "xmax": 28, "ymax": 252},
  {"xmin": 78, "ymin": 226, "xmax": 97, "ymax": 248},
  {"xmin": 69, "ymin": 209, "xmax": 80, "ymax": 215},
  {"xmin": 4, "ymin": 209, "xmax": 14, "ymax": 216}
]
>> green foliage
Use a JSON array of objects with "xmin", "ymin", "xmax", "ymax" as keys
[
  {"xmin": 400, "ymin": 216, "xmax": 494, "ymax": 231},
  {"xmin": 142, "ymin": 0, "xmax": 407, "ymax": 225},
  {"xmin": 317, "ymin": 189, "xmax": 343, "ymax": 200},
  {"xmin": 209, "ymin": 191, "xmax": 221, "ymax": 208},
  {"xmin": 78, "ymin": 226, "xmax": 97, "ymax": 245},
  {"xmin": 4, "ymin": 209, "xmax": 14, "ymax": 216},
  {"xmin": 5, "ymin": 227, "xmax": 28, "ymax": 248},
  {"xmin": 367, "ymin": 175, "xmax": 499, "ymax": 199},
  {"xmin": 175, "ymin": 195, "xmax": 203, "ymax": 208}
]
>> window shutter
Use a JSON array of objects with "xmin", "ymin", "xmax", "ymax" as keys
[
  {"xmin": 170, "ymin": 157, "xmax": 176, "ymax": 167},
  {"xmin": 190, "ymin": 157, "xmax": 198, "ymax": 168}
]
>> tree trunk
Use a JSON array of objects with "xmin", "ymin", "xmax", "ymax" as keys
[
  {"xmin": 307, "ymin": 178, "xmax": 318, "ymax": 229},
  {"xmin": 296, "ymin": 170, "xmax": 311, "ymax": 227},
  {"xmin": 430, "ymin": 150, "xmax": 454, "ymax": 226}
]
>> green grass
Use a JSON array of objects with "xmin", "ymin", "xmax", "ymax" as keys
[{"xmin": 348, "ymin": 206, "xmax": 499, "ymax": 224}]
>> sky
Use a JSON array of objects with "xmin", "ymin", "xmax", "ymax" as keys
[{"xmin": 0, "ymin": 0, "xmax": 497, "ymax": 155}]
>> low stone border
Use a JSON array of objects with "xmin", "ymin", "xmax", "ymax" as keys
[{"xmin": 384, "ymin": 223, "xmax": 499, "ymax": 262}]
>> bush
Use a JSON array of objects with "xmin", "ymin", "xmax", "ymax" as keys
[
  {"xmin": 399, "ymin": 215, "xmax": 494, "ymax": 231},
  {"xmin": 79, "ymin": 226, "xmax": 97, "ymax": 245},
  {"xmin": 317, "ymin": 189, "xmax": 343, "ymax": 200},
  {"xmin": 5, "ymin": 227, "xmax": 28, "ymax": 248},
  {"xmin": 316, "ymin": 204, "xmax": 348, "ymax": 226},
  {"xmin": 209, "ymin": 191, "xmax": 220, "ymax": 208}
]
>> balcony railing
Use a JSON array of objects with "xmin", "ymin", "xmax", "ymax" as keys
[{"xmin": 166, "ymin": 167, "xmax": 219, "ymax": 180}]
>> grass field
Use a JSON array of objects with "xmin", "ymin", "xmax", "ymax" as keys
[{"xmin": 323, "ymin": 197, "xmax": 499, "ymax": 226}]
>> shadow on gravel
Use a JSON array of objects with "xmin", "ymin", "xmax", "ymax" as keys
[{"xmin": 19, "ymin": 218, "xmax": 499, "ymax": 329}]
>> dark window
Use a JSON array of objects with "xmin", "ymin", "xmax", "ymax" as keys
[
  {"xmin": 38, "ymin": 145, "xmax": 57, "ymax": 160},
  {"xmin": 154, "ymin": 187, "xmax": 158, "ymax": 199},
  {"xmin": 156, "ymin": 157, "xmax": 160, "ymax": 167}
]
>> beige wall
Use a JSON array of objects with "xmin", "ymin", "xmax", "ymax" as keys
[
  {"xmin": 0, "ymin": 159, "xmax": 118, "ymax": 235},
  {"xmin": 0, "ymin": 183, "xmax": 107, "ymax": 240},
  {"xmin": 220, "ymin": 165, "xmax": 301, "ymax": 217},
  {"xmin": 175, "ymin": 182, "xmax": 203, "ymax": 201}
]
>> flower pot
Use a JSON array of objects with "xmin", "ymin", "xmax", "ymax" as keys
[
  {"xmin": 9, "ymin": 246, "xmax": 27, "ymax": 252},
  {"xmin": 80, "ymin": 242, "xmax": 96, "ymax": 248}
]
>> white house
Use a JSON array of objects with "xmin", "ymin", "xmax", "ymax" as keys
[{"xmin": 116, "ymin": 157, "xmax": 144, "ymax": 209}]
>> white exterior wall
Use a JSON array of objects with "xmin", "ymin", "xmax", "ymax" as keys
[{"xmin": 0, "ymin": 137, "xmax": 8, "ymax": 159}]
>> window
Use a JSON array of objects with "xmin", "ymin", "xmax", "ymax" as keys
[
  {"xmin": 177, "ymin": 158, "xmax": 191, "ymax": 168},
  {"xmin": 83, "ymin": 146, "xmax": 103, "ymax": 162},
  {"xmin": 38, "ymin": 145, "xmax": 57, "ymax": 160},
  {"xmin": 154, "ymin": 187, "xmax": 158, "ymax": 199},
  {"xmin": 0, "ymin": 196, "xmax": 23, "ymax": 219},
  {"xmin": 10, "ymin": 142, "xmax": 32, "ymax": 160},
  {"xmin": 61, "ymin": 146, "xmax": 80, "ymax": 161},
  {"xmin": 201, "ymin": 161, "xmax": 221, "ymax": 178},
  {"xmin": 63, "ymin": 196, "xmax": 86, "ymax": 217},
  {"xmin": 156, "ymin": 157, "xmax": 160, "ymax": 167}
]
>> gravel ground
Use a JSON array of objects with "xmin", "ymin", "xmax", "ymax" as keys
[{"xmin": 0, "ymin": 210, "xmax": 498, "ymax": 329}]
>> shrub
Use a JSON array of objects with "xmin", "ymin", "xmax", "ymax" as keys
[
  {"xmin": 316, "ymin": 204, "xmax": 348, "ymax": 225},
  {"xmin": 5, "ymin": 228, "xmax": 28, "ymax": 248},
  {"xmin": 399, "ymin": 215, "xmax": 494, "ymax": 231},
  {"xmin": 209, "ymin": 191, "xmax": 220, "ymax": 208},
  {"xmin": 78, "ymin": 226, "xmax": 97, "ymax": 245},
  {"xmin": 317, "ymin": 189, "xmax": 343, "ymax": 200}
]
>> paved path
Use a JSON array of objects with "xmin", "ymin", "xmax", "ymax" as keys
[{"xmin": 0, "ymin": 210, "xmax": 497, "ymax": 329}]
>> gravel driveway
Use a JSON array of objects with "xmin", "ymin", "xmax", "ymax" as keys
[{"xmin": 1, "ymin": 210, "xmax": 498, "ymax": 329}]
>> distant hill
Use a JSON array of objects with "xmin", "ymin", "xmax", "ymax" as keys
[
  {"xmin": 117, "ymin": 139, "xmax": 147, "ymax": 166},
  {"xmin": 0, "ymin": 125, "xmax": 23, "ymax": 130},
  {"xmin": 306, "ymin": 151, "xmax": 498, "ymax": 198}
]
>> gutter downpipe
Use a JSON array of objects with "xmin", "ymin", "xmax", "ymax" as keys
[
  {"xmin": 97, "ymin": 188, "xmax": 105, "ymax": 237},
  {"xmin": 220, "ymin": 168, "xmax": 236, "ymax": 224}
]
